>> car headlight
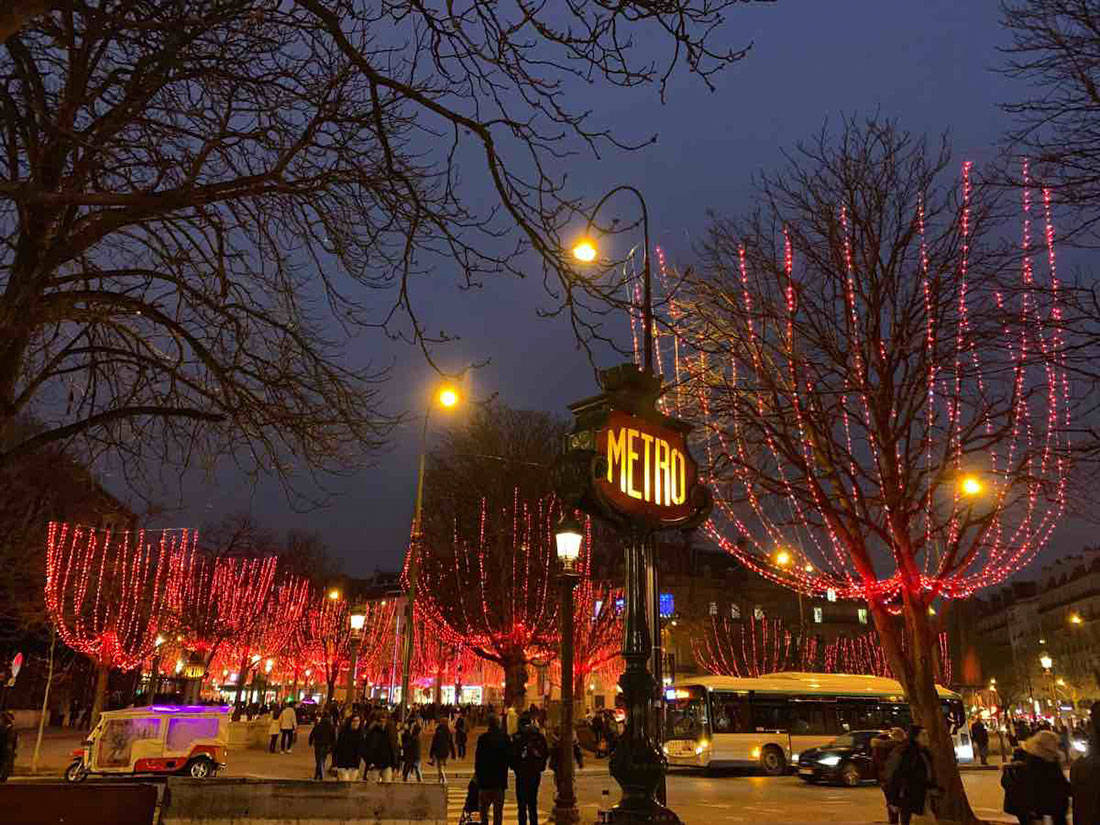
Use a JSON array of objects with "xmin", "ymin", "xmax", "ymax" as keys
[
  {"xmin": 818, "ymin": 754, "xmax": 841, "ymax": 767},
  {"xmin": 791, "ymin": 752, "xmax": 800, "ymax": 762}
]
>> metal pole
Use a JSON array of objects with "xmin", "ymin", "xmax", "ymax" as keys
[
  {"xmin": 553, "ymin": 573, "xmax": 580, "ymax": 824},
  {"xmin": 345, "ymin": 636, "xmax": 360, "ymax": 708},
  {"xmin": 400, "ymin": 409, "xmax": 432, "ymax": 721},
  {"xmin": 31, "ymin": 628, "xmax": 55, "ymax": 775},
  {"xmin": 645, "ymin": 536, "xmax": 667, "ymax": 807}
]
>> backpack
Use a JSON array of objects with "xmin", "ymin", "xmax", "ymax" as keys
[{"xmin": 515, "ymin": 730, "xmax": 549, "ymax": 773}]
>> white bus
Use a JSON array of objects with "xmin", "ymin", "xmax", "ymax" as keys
[{"xmin": 662, "ymin": 672, "xmax": 970, "ymax": 775}]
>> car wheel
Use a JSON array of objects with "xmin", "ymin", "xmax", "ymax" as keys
[
  {"xmin": 840, "ymin": 763, "xmax": 861, "ymax": 787},
  {"xmin": 186, "ymin": 757, "xmax": 213, "ymax": 779},
  {"xmin": 64, "ymin": 759, "xmax": 88, "ymax": 783},
  {"xmin": 760, "ymin": 745, "xmax": 786, "ymax": 776}
]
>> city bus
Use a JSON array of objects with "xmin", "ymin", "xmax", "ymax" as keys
[{"xmin": 662, "ymin": 672, "xmax": 970, "ymax": 775}]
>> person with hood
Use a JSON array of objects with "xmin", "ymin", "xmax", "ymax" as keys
[
  {"xmin": 872, "ymin": 728, "xmax": 907, "ymax": 824},
  {"xmin": 455, "ymin": 714, "xmax": 469, "ymax": 759},
  {"xmin": 363, "ymin": 714, "xmax": 395, "ymax": 782},
  {"xmin": 884, "ymin": 725, "xmax": 939, "ymax": 825},
  {"xmin": 429, "ymin": 718, "xmax": 458, "ymax": 784},
  {"xmin": 0, "ymin": 711, "xmax": 17, "ymax": 782},
  {"xmin": 475, "ymin": 715, "xmax": 511, "ymax": 825},
  {"xmin": 1003, "ymin": 729, "xmax": 1072, "ymax": 825},
  {"xmin": 401, "ymin": 719, "xmax": 423, "ymax": 782},
  {"xmin": 308, "ymin": 711, "xmax": 337, "ymax": 780},
  {"xmin": 333, "ymin": 714, "xmax": 365, "ymax": 781},
  {"xmin": 510, "ymin": 713, "xmax": 550, "ymax": 825},
  {"xmin": 1071, "ymin": 701, "xmax": 1100, "ymax": 825}
]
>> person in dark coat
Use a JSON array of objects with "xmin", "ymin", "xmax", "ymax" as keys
[
  {"xmin": 884, "ymin": 726, "xmax": 938, "ymax": 825},
  {"xmin": 0, "ymin": 712, "xmax": 17, "ymax": 782},
  {"xmin": 401, "ymin": 720, "xmax": 423, "ymax": 782},
  {"xmin": 1003, "ymin": 730, "xmax": 1071, "ymax": 825},
  {"xmin": 455, "ymin": 715, "xmax": 469, "ymax": 759},
  {"xmin": 872, "ymin": 728, "xmax": 906, "ymax": 825},
  {"xmin": 363, "ymin": 715, "xmax": 395, "ymax": 782},
  {"xmin": 475, "ymin": 715, "xmax": 511, "ymax": 825},
  {"xmin": 385, "ymin": 713, "xmax": 402, "ymax": 778},
  {"xmin": 333, "ymin": 715, "xmax": 364, "ymax": 781},
  {"xmin": 429, "ymin": 719, "xmax": 458, "ymax": 784},
  {"xmin": 308, "ymin": 713, "xmax": 337, "ymax": 781},
  {"xmin": 1071, "ymin": 701, "xmax": 1100, "ymax": 825},
  {"xmin": 970, "ymin": 718, "xmax": 990, "ymax": 766},
  {"xmin": 510, "ymin": 714, "xmax": 550, "ymax": 825}
]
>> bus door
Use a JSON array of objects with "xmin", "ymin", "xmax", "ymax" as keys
[
  {"xmin": 787, "ymin": 697, "xmax": 838, "ymax": 761},
  {"xmin": 748, "ymin": 692, "xmax": 794, "ymax": 766},
  {"xmin": 663, "ymin": 686, "xmax": 709, "ymax": 762}
]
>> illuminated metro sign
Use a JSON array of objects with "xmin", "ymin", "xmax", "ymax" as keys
[{"xmin": 594, "ymin": 410, "xmax": 699, "ymax": 524}]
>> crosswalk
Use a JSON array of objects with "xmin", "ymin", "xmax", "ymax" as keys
[{"xmin": 445, "ymin": 783, "xmax": 550, "ymax": 824}]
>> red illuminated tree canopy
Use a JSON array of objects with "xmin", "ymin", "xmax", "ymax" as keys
[{"xmin": 692, "ymin": 616, "xmax": 816, "ymax": 678}]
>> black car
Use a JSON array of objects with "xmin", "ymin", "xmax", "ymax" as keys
[{"xmin": 797, "ymin": 730, "xmax": 880, "ymax": 786}]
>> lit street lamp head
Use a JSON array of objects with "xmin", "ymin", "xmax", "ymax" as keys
[
  {"xmin": 960, "ymin": 474, "xmax": 983, "ymax": 497},
  {"xmin": 349, "ymin": 611, "xmax": 366, "ymax": 631},
  {"xmin": 572, "ymin": 238, "xmax": 597, "ymax": 263},
  {"xmin": 438, "ymin": 386, "xmax": 459, "ymax": 408},
  {"xmin": 775, "ymin": 549, "xmax": 792, "ymax": 567},
  {"xmin": 327, "ymin": 588, "xmax": 341, "ymax": 601},
  {"xmin": 1039, "ymin": 652, "xmax": 1053, "ymax": 671},
  {"xmin": 554, "ymin": 514, "xmax": 584, "ymax": 573}
]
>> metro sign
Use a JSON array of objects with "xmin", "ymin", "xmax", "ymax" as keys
[{"xmin": 594, "ymin": 410, "xmax": 699, "ymax": 524}]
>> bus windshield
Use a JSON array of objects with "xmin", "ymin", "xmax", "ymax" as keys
[{"xmin": 664, "ymin": 686, "xmax": 707, "ymax": 741}]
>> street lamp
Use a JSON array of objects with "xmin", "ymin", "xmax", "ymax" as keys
[
  {"xmin": 960, "ymin": 474, "xmax": 983, "ymax": 497},
  {"xmin": 148, "ymin": 635, "xmax": 166, "ymax": 706},
  {"xmin": 1069, "ymin": 612, "xmax": 1083, "ymax": 626},
  {"xmin": 552, "ymin": 515, "xmax": 583, "ymax": 824},
  {"xmin": 347, "ymin": 607, "xmax": 366, "ymax": 709},
  {"xmin": 1039, "ymin": 652, "xmax": 1058, "ymax": 720},
  {"xmin": 400, "ymin": 382, "xmax": 462, "ymax": 721}
]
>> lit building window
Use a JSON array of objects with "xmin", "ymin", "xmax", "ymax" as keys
[
  {"xmin": 826, "ymin": 588, "xmax": 837, "ymax": 603},
  {"xmin": 813, "ymin": 607, "xmax": 824, "ymax": 624},
  {"xmin": 753, "ymin": 605, "xmax": 765, "ymax": 620},
  {"xmin": 858, "ymin": 608, "xmax": 869, "ymax": 625},
  {"xmin": 709, "ymin": 602, "xmax": 718, "ymax": 616},
  {"xmin": 730, "ymin": 604, "xmax": 741, "ymax": 620}
]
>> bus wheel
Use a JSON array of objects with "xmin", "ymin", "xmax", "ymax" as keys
[{"xmin": 760, "ymin": 745, "xmax": 786, "ymax": 776}]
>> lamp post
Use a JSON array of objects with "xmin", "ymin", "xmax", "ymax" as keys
[
  {"xmin": 552, "ymin": 515, "xmax": 583, "ymax": 825},
  {"xmin": 1039, "ymin": 651, "xmax": 1058, "ymax": 721},
  {"xmin": 147, "ymin": 635, "xmax": 165, "ymax": 706},
  {"xmin": 347, "ymin": 607, "xmax": 366, "ymax": 708},
  {"xmin": 400, "ymin": 384, "xmax": 460, "ymax": 721}
]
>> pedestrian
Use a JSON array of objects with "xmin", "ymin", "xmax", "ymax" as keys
[
  {"xmin": 267, "ymin": 707, "xmax": 281, "ymax": 754},
  {"xmin": 510, "ymin": 713, "xmax": 549, "ymax": 825},
  {"xmin": 278, "ymin": 702, "xmax": 297, "ymax": 754},
  {"xmin": 872, "ymin": 728, "xmax": 906, "ymax": 825},
  {"xmin": 0, "ymin": 712, "xmax": 17, "ymax": 782},
  {"xmin": 1002, "ymin": 730, "xmax": 1071, "ymax": 825},
  {"xmin": 884, "ymin": 725, "xmax": 939, "ymax": 825},
  {"xmin": 361, "ymin": 714, "xmax": 392, "ymax": 781},
  {"xmin": 547, "ymin": 725, "xmax": 583, "ymax": 795},
  {"xmin": 333, "ymin": 715, "xmax": 364, "ymax": 781},
  {"xmin": 1070, "ymin": 701, "xmax": 1100, "ymax": 825},
  {"xmin": 455, "ymin": 714, "xmax": 469, "ymax": 759},
  {"xmin": 402, "ymin": 720, "xmax": 423, "ymax": 782},
  {"xmin": 506, "ymin": 706, "xmax": 519, "ymax": 736},
  {"xmin": 430, "ymin": 719, "xmax": 458, "ymax": 784},
  {"xmin": 308, "ymin": 711, "xmax": 337, "ymax": 780},
  {"xmin": 970, "ymin": 718, "xmax": 990, "ymax": 766},
  {"xmin": 385, "ymin": 713, "xmax": 401, "ymax": 780},
  {"xmin": 475, "ymin": 715, "xmax": 511, "ymax": 825}
]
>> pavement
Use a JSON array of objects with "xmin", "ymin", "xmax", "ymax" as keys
[{"xmin": 11, "ymin": 726, "xmax": 1018, "ymax": 824}]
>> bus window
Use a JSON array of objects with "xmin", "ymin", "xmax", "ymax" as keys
[
  {"xmin": 789, "ymin": 700, "xmax": 833, "ymax": 735},
  {"xmin": 837, "ymin": 698, "xmax": 882, "ymax": 731},
  {"xmin": 941, "ymin": 699, "xmax": 964, "ymax": 732},
  {"xmin": 664, "ymin": 687, "xmax": 707, "ymax": 741},
  {"xmin": 750, "ymin": 694, "xmax": 790, "ymax": 732},
  {"xmin": 711, "ymin": 692, "xmax": 749, "ymax": 734},
  {"xmin": 880, "ymin": 702, "xmax": 911, "ymax": 730}
]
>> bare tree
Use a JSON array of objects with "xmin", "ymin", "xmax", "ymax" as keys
[
  {"xmin": 0, "ymin": 0, "xmax": 57, "ymax": 44},
  {"xmin": 672, "ymin": 117, "xmax": 1068, "ymax": 823},
  {"xmin": 0, "ymin": 1, "xmax": 759, "ymax": 501}
]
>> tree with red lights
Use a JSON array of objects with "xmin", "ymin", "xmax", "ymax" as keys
[
  {"xmin": 416, "ymin": 495, "xmax": 560, "ymax": 709},
  {"xmin": 301, "ymin": 595, "xmax": 397, "ymax": 703},
  {"xmin": 671, "ymin": 119, "xmax": 1068, "ymax": 822},
  {"xmin": 824, "ymin": 631, "xmax": 953, "ymax": 684},
  {"xmin": 692, "ymin": 616, "xmax": 816, "ymax": 677},
  {"xmin": 44, "ymin": 522, "xmax": 194, "ymax": 724}
]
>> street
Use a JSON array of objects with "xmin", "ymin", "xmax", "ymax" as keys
[{"xmin": 11, "ymin": 726, "xmax": 1015, "ymax": 824}]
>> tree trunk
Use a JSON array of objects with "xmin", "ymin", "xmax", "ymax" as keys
[
  {"xmin": 872, "ymin": 599, "xmax": 977, "ymax": 825},
  {"xmin": 90, "ymin": 662, "xmax": 109, "ymax": 728},
  {"xmin": 234, "ymin": 657, "xmax": 249, "ymax": 707},
  {"xmin": 502, "ymin": 653, "xmax": 527, "ymax": 711}
]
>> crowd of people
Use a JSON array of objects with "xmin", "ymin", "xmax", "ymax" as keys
[{"xmin": 866, "ymin": 703, "xmax": 1100, "ymax": 825}]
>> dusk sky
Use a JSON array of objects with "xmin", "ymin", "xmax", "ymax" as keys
[{"xmin": 148, "ymin": 1, "xmax": 1076, "ymax": 576}]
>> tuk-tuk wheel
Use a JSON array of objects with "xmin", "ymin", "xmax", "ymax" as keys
[
  {"xmin": 64, "ymin": 759, "xmax": 88, "ymax": 783},
  {"xmin": 185, "ymin": 757, "xmax": 214, "ymax": 779}
]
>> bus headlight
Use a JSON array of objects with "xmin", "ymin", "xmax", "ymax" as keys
[
  {"xmin": 695, "ymin": 739, "xmax": 710, "ymax": 756},
  {"xmin": 818, "ymin": 754, "xmax": 841, "ymax": 767}
]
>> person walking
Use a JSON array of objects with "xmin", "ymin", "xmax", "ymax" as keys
[
  {"xmin": 1071, "ymin": 701, "xmax": 1100, "ymax": 825},
  {"xmin": 267, "ymin": 707, "xmax": 281, "ymax": 754},
  {"xmin": 0, "ymin": 712, "xmax": 17, "ymax": 782},
  {"xmin": 475, "ymin": 715, "xmax": 511, "ymax": 825},
  {"xmin": 333, "ymin": 715, "xmax": 364, "ymax": 781},
  {"xmin": 510, "ymin": 713, "xmax": 549, "ymax": 825},
  {"xmin": 430, "ymin": 718, "xmax": 458, "ymax": 784},
  {"xmin": 872, "ymin": 728, "xmax": 906, "ymax": 824},
  {"xmin": 455, "ymin": 714, "xmax": 469, "ymax": 759},
  {"xmin": 279, "ymin": 702, "xmax": 298, "ymax": 754},
  {"xmin": 971, "ymin": 718, "xmax": 990, "ymax": 766},
  {"xmin": 362, "ymin": 714, "xmax": 394, "ymax": 781},
  {"xmin": 385, "ymin": 713, "xmax": 402, "ymax": 781},
  {"xmin": 402, "ymin": 720, "xmax": 423, "ymax": 782},
  {"xmin": 1002, "ymin": 729, "xmax": 1071, "ymax": 825},
  {"xmin": 884, "ymin": 726, "xmax": 939, "ymax": 825},
  {"xmin": 308, "ymin": 711, "xmax": 337, "ymax": 780}
]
